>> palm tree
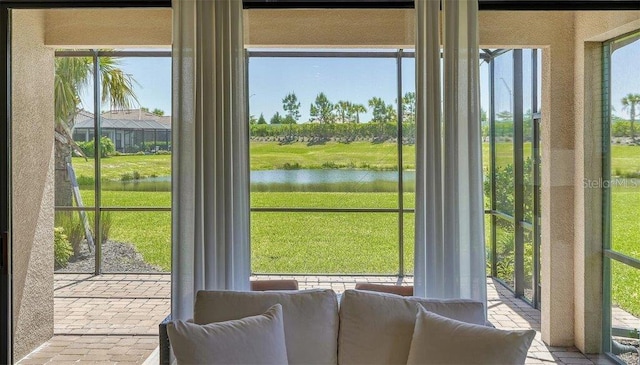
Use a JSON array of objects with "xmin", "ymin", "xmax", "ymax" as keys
[
  {"xmin": 335, "ymin": 101, "xmax": 352, "ymax": 123},
  {"xmin": 351, "ymin": 104, "xmax": 367, "ymax": 124},
  {"xmin": 55, "ymin": 55, "xmax": 138, "ymax": 207},
  {"xmin": 621, "ymin": 93, "xmax": 640, "ymax": 141}
]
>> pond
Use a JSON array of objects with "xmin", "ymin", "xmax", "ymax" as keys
[
  {"xmin": 100, "ymin": 169, "xmax": 417, "ymax": 192},
  {"xmin": 251, "ymin": 169, "xmax": 415, "ymax": 184}
]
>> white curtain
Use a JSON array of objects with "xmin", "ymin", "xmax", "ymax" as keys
[
  {"xmin": 171, "ymin": 0, "xmax": 250, "ymax": 320},
  {"xmin": 414, "ymin": 0, "xmax": 486, "ymax": 308}
]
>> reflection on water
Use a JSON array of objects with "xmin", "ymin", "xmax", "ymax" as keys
[
  {"xmin": 96, "ymin": 169, "xmax": 417, "ymax": 192},
  {"xmin": 251, "ymin": 169, "xmax": 414, "ymax": 184}
]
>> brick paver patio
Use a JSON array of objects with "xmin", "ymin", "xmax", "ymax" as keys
[{"xmin": 16, "ymin": 274, "xmax": 626, "ymax": 364}]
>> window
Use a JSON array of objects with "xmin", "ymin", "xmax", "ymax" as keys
[
  {"xmin": 248, "ymin": 50, "xmax": 413, "ymax": 275},
  {"xmin": 53, "ymin": 50, "xmax": 171, "ymax": 274}
]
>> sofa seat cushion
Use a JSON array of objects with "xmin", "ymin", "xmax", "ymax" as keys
[
  {"xmin": 338, "ymin": 289, "xmax": 485, "ymax": 365},
  {"xmin": 407, "ymin": 305, "xmax": 535, "ymax": 364},
  {"xmin": 167, "ymin": 304, "xmax": 288, "ymax": 365},
  {"xmin": 194, "ymin": 289, "xmax": 339, "ymax": 365}
]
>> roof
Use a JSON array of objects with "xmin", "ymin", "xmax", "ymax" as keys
[
  {"xmin": 102, "ymin": 109, "xmax": 171, "ymax": 125},
  {"xmin": 74, "ymin": 118, "xmax": 171, "ymax": 130},
  {"xmin": 73, "ymin": 109, "xmax": 171, "ymax": 131}
]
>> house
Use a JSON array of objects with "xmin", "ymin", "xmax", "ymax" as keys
[
  {"xmin": 72, "ymin": 109, "xmax": 172, "ymax": 153},
  {"xmin": 1, "ymin": 0, "xmax": 640, "ymax": 364}
]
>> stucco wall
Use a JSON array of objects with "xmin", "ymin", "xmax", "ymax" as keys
[
  {"xmin": 11, "ymin": 10, "xmax": 55, "ymax": 362},
  {"xmin": 45, "ymin": 9, "xmax": 172, "ymax": 47},
  {"xmin": 39, "ymin": 7, "xmax": 640, "ymax": 353}
]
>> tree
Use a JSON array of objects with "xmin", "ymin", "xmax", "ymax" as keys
[
  {"xmin": 270, "ymin": 112, "xmax": 283, "ymax": 125},
  {"xmin": 496, "ymin": 110, "xmax": 513, "ymax": 122},
  {"xmin": 368, "ymin": 97, "xmax": 391, "ymax": 124},
  {"xmin": 310, "ymin": 92, "xmax": 335, "ymax": 124},
  {"xmin": 257, "ymin": 113, "xmax": 267, "ymax": 125},
  {"xmin": 368, "ymin": 97, "xmax": 395, "ymax": 140},
  {"xmin": 334, "ymin": 101, "xmax": 352, "ymax": 123},
  {"xmin": 402, "ymin": 92, "xmax": 416, "ymax": 123},
  {"xmin": 350, "ymin": 104, "xmax": 367, "ymax": 124},
  {"xmin": 622, "ymin": 93, "xmax": 640, "ymax": 140},
  {"xmin": 282, "ymin": 92, "xmax": 301, "ymax": 123},
  {"xmin": 249, "ymin": 115, "xmax": 258, "ymax": 125},
  {"xmin": 152, "ymin": 108, "xmax": 165, "ymax": 116},
  {"xmin": 55, "ymin": 55, "xmax": 138, "ymax": 207}
]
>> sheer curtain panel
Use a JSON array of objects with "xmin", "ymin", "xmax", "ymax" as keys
[
  {"xmin": 172, "ymin": 0, "xmax": 250, "ymax": 321},
  {"xmin": 414, "ymin": 0, "xmax": 487, "ymax": 310}
]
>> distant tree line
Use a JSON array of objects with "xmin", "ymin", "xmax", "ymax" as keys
[{"xmin": 249, "ymin": 91, "xmax": 417, "ymax": 143}]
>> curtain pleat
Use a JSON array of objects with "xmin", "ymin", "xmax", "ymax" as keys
[
  {"xmin": 414, "ymin": 0, "xmax": 487, "ymax": 311},
  {"xmin": 172, "ymin": 0, "xmax": 250, "ymax": 321}
]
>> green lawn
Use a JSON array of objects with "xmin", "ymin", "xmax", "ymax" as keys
[
  {"xmin": 73, "ymin": 142, "xmax": 639, "ymax": 179},
  {"xmin": 63, "ymin": 141, "xmax": 640, "ymax": 316}
]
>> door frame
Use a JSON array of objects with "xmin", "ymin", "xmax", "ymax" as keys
[{"xmin": 0, "ymin": 2, "xmax": 169, "ymax": 362}]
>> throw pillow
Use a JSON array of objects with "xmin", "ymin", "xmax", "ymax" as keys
[
  {"xmin": 167, "ymin": 304, "xmax": 289, "ymax": 365},
  {"xmin": 407, "ymin": 305, "xmax": 536, "ymax": 365},
  {"xmin": 194, "ymin": 289, "xmax": 339, "ymax": 364},
  {"xmin": 338, "ymin": 289, "xmax": 485, "ymax": 365}
]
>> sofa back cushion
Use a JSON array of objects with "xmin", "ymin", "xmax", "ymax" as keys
[
  {"xmin": 194, "ymin": 289, "xmax": 339, "ymax": 365},
  {"xmin": 338, "ymin": 289, "xmax": 485, "ymax": 365}
]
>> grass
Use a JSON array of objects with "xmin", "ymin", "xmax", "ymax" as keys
[
  {"xmin": 65, "ymin": 141, "xmax": 640, "ymax": 316},
  {"xmin": 72, "ymin": 154, "xmax": 171, "ymax": 182}
]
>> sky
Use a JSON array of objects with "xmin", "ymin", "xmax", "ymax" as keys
[{"xmin": 78, "ymin": 40, "xmax": 639, "ymax": 122}]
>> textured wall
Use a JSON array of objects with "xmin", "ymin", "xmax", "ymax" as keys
[
  {"xmin": 11, "ymin": 10, "xmax": 55, "ymax": 362},
  {"xmin": 39, "ymin": 7, "xmax": 640, "ymax": 352}
]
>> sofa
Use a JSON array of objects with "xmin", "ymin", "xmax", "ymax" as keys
[{"xmin": 159, "ymin": 289, "xmax": 535, "ymax": 365}]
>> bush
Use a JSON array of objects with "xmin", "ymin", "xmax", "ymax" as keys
[
  {"xmin": 54, "ymin": 227, "xmax": 73, "ymax": 269},
  {"xmin": 100, "ymin": 212, "xmax": 112, "ymax": 244},
  {"xmin": 76, "ymin": 175, "xmax": 95, "ymax": 186},
  {"xmin": 55, "ymin": 212, "xmax": 85, "ymax": 256},
  {"xmin": 121, "ymin": 171, "xmax": 143, "ymax": 181},
  {"xmin": 612, "ymin": 121, "xmax": 632, "ymax": 138},
  {"xmin": 77, "ymin": 136, "xmax": 116, "ymax": 158},
  {"xmin": 121, "ymin": 172, "xmax": 134, "ymax": 181}
]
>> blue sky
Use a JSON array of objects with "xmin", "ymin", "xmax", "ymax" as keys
[{"xmin": 80, "ymin": 42, "xmax": 639, "ymax": 121}]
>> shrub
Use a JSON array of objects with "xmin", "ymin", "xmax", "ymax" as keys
[
  {"xmin": 121, "ymin": 172, "xmax": 134, "ymax": 181},
  {"xmin": 55, "ymin": 212, "xmax": 85, "ymax": 256},
  {"xmin": 54, "ymin": 227, "xmax": 73, "ymax": 269},
  {"xmin": 282, "ymin": 162, "xmax": 301, "ymax": 170},
  {"xmin": 100, "ymin": 212, "xmax": 112, "ymax": 244},
  {"xmin": 77, "ymin": 136, "xmax": 116, "ymax": 158},
  {"xmin": 135, "ymin": 151, "xmax": 146, "ymax": 156},
  {"xmin": 76, "ymin": 175, "xmax": 94, "ymax": 186},
  {"xmin": 121, "ymin": 171, "xmax": 143, "ymax": 181}
]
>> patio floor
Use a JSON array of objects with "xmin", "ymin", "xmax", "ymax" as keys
[{"xmin": 16, "ymin": 274, "xmax": 622, "ymax": 364}]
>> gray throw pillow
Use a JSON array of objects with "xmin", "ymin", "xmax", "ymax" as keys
[
  {"xmin": 407, "ymin": 305, "xmax": 536, "ymax": 365},
  {"xmin": 167, "ymin": 304, "xmax": 289, "ymax": 365},
  {"xmin": 338, "ymin": 289, "xmax": 486, "ymax": 365}
]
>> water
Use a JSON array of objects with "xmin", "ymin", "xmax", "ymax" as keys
[
  {"xmin": 111, "ymin": 169, "xmax": 415, "ymax": 184},
  {"xmin": 251, "ymin": 169, "xmax": 414, "ymax": 184},
  {"xmin": 100, "ymin": 169, "xmax": 416, "ymax": 192}
]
